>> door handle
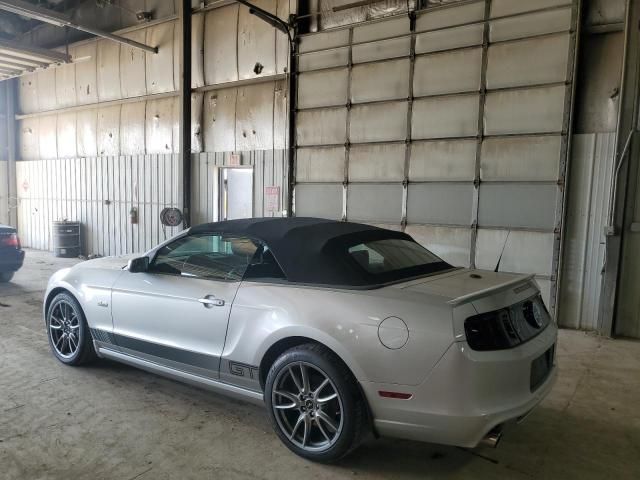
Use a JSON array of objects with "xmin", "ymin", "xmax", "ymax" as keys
[{"xmin": 198, "ymin": 295, "xmax": 225, "ymax": 308}]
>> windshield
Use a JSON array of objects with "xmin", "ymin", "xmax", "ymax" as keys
[{"xmin": 345, "ymin": 238, "xmax": 451, "ymax": 284}]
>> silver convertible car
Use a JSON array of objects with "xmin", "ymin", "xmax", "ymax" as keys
[{"xmin": 44, "ymin": 218, "xmax": 557, "ymax": 461}]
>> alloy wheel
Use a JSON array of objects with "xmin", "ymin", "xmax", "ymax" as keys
[
  {"xmin": 271, "ymin": 361, "xmax": 344, "ymax": 452},
  {"xmin": 49, "ymin": 300, "xmax": 81, "ymax": 359}
]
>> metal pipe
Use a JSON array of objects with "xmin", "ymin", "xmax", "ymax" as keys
[
  {"xmin": 479, "ymin": 428, "xmax": 502, "ymax": 448},
  {"xmin": 0, "ymin": 0, "xmax": 158, "ymax": 54},
  {"xmin": 0, "ymin": 53, "xmax": 50, "ymax": 68},
  {"xmin": 180, "ymin": 0, "xmax": 192, "ymax": 229},
  {"xmin": 0, "ymin": 38, "xmax": 71, "ymax": 63}
]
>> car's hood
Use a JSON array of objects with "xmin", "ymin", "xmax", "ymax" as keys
[
  {"xmin": 73, "ymin": 254, "xmax": 137, "ymax": 271},
  {"xmin": 393, "ymin": 268, "xmax": 534, "ymax": 305}
]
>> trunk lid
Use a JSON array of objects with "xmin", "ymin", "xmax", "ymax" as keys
[{"xmin": 395, "ymin": 268, "xmax": 534, "ymax": 306}]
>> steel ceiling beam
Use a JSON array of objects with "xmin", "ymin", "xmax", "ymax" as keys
[
  {"xmin": 0, "ymin": 59, "xmax": 33, "ymax": 71},
  {"xmin": 0, "ymin": 53, "xmax": 49, "ymax": 68},
  {"xmin": 0, "ymin": 0, "xmax": 158, "ymax": 54},
  {"xmin": 0, "ymin": 38, "xmax": 70, "ymax": 63}
]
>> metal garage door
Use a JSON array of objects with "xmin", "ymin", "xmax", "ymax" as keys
[{"xmin": 293, "ymin": 0, "xmax": 578, "ymax": 310}]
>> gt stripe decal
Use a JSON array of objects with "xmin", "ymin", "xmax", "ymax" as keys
[{"xmin": 91, "ymin": 328, "xmax": 220, "ymax": 372}]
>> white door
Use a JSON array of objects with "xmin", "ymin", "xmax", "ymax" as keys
[
  {"xmin": 110, "ymin": 233, "xmax": 259, "ymax": 379},
  {"xmin": 220, "ymin": 168, "xmax": 253, "ymax": 220}
]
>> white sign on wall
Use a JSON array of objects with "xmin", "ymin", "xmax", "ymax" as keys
[{"xmin": 265, "ymin": 186, "xmax": 280, "ymax": 214}]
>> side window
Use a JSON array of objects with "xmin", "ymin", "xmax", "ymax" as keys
[
  {"xmin": 244, "ymin": 245, "xmax": 286, "ymax": 281},
  {"xmin": 149, "ymin": 234, "xmax": 259, "ymax": 281}
]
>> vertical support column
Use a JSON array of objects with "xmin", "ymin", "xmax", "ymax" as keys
[
  {"xmin": 470, "ymin": 0, "xmax": 491, "ymax": 269},
  {"xmin": 180, "ymin": 0, "xmax": 192, "ymax": 228},
  {"xmin": 6, "ymin": 78, "xmax": 17, "ymax": 227},
  {"xmin": 288, "ymin": 22, "xmax": 298, "ymax": 217},
  {"xmin": 401, "ymin": 10, "xmax": 417, "ymax": 232},
  {"xmin": 599, "ymin": 0, "xmax": 640, "ymax": 336},
  {"xmin": 552, "ymin": 0, "xmax": 582, "ymax": 318},
  {"xmin": 343, "ymin": 27, "xmax": 354, "ymax": 222}
]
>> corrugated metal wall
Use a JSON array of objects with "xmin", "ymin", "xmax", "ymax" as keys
[
  {"xmin": 16, "ymin": 155, "xmax": 182, "ymax": 255},
  {"xmin": 14, "ymin": 1, "xmax": 293, "ymax": 253},
  {"xmin": 294, "ymin": 0, "xmax": 579, "ymax": 309}
]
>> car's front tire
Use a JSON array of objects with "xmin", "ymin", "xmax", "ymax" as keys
[
  {"xmin": 0, "ymin": 272, "xmax": 14, "ymax": 282},
  {"xmin": 265, "ymin": 343, "xmax": 367, "ymax": 462},
  {"xmin": 46, "ymin": 292, "xmax": 96, "ymax": 365}
]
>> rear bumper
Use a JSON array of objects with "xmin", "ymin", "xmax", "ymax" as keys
[
  {"xmin": 361, "ymin": 322, "xmax": 558, "ymax": 448},
  {"xmin": 0, "ymin": 249, "xmax": 25, "ymax": 272}
]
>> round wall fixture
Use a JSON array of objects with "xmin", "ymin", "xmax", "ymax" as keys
[{"xmin": 378, "ymin": 316, "xmax": 409, "ymax": 350}]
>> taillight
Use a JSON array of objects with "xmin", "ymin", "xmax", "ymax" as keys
[
  {"xmin": 1, "ymin": 233, "xmax": 20, "ymax": 248},
  {"xmin": 464, "ymin": 295, "xmax": 551, "ymax": 351}
]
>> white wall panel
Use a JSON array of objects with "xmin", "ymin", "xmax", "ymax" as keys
[
  {"xmin": 18, "ymin": 73, "xmax": 38, "ymax": 114},
  {"xmin": 38, "ymin": 115, "xmax": 57, "ymax": 159},
  {"xmin": 298, "ymin": 69, "xmax": 348, "ymax": 108},
  {"xmin": 274, "ymin": 80, "xmax": 288, "ymax": 150},
  {"xmin": 0, "ymin": 162, "xmax": 6, "ymax": 226},
  {"xmin": 353, "ymin": 15, "xmax": 409, "ymax": 43},
  {"xmin": 19, "ymin": 118, "xmax": 39, "ymax": 160},
  {"xmin": 204, "ymin": 5, "xmax": 239, "ymax": 85},
  {"xmin": 97, "ymin": 39, "xmax": 121, "ymax": 101},
  {"xmin": 407, "ymin": 183, "xmax": 473, "ymax": 225},
  {"xmin": 490, "ymin": 7, "xmax": 572, "ymax": 42},
  {"xmin": 491, "ymin": 0, "xmax": 570, "ymax": 17},
  {"xmin": 55, "ymin": 63, "xmax": 77, "ymax": 108},
  {"xmin": 146, "ymin": 97, "xmax": 175, "ymax": 154},
  {"xmin": 349, "ymin": 144, "xmax": 405, "ymax": 182},
  {"xmin": 299, "ymin": 29, "xmax": 349, "ymax": 54},
  {"xmin": 236, "ymin": 82, "xmax": 274, "ymax": 150},
  {"xmin": 192, "ymin": 12, "xmax": 206, "ymax": 88},
  {"xmin": 481, "ymin": 136, "xmax": 562, "ymax": 181},
  {"xmin": 146, "ymin": 22, "xmax": 176, "ymax": 94},
  {"xmin": 409, "ymin": 140, "xmax": 476, "ymax": 181},
  {"xmin": 76, "ymin": 109, "xmax": 98, "ymax": 157},
  {"xmin": 191, "ymin": 92, "xmax": 204, "ymax": 153},
  {"xmin": 352, "ymin": 36, "xmax": 410, "ymax": 63},
  {"xmin": 238, "ymin": 0, "xmax": 276, "ymax": 80},
  {"xmin": 276, "ymin": 0, "xmax": 293, "ymax": 74},
  {"xmin": 416, "ymin": 1, "xmax": 485, "ymax": 30},
  {"xmin": 74, "ymin": 43, "xmax": 98, "ymax": 105},
  {"xmin": 413, "ymin": 48, "xmax": 482, "ymax": 97},
  {"xmin": 347, "ymin": 184, "xmax": 403, "ymax": 222},
  {"xmin": 405, "ymin": 224, "xmax": 471, "ymax": 267},
  {"xmin": 478, "ymin": 184, "xmax": 558, "ymax": 229},
  {"xmin": 120, "ymin": 102, "xmax": 145, "ymax": 155},
  {"xmin": 295, "ymin": 183, "xmax": 343, "ymax": 219},
  {"xmin": 350, "ymin": 102, "xmax": 407, "ymax": 143},
  {"xmin": 296, "ymin": 147, "xmax": 345, "ymax": 182},
  {"xmin": 37, "ymin": 68, "xmax": 57, "ymax": 111},
  {"xmin": 486, "ymin": 34, "xmax": 570, "ymax": 89},
  {"xmin": 203, "ymin": 88, "xmax": 237, "ymax": 152},
  {"xmin": 484, "ymin": 85, "xmax": 566, "ymax": 135},
  {"xmin": 412, "ymin": 95, "xmax": 479, "ymax": 139},
  {"xmin": 351, "ymin": 59, "xmax": 410, "ymax": 103},
  {"xmin": 475, "ymin": 229, "xmax": 554, "ymax": 276},
  {"xmin": 299, "ymin": 47, "xmax": 350, "ymax": 71},
  {"xmin": 120, "ymin": 30, "xmax": 147, "ymax": 98},
  {"xmin": 97, "ymin": 105, "xmax": 121, "ymax": 156},
  {"xmin": 296, "ymin": 108, "xmax": 347, "ymax": 146},
  {"xmin": 57, "ymin": 112, "xmax": 77, "ymax": 158},
  {"xmin": 415, "ymin": 24, "xmax": 483, "ymax": 54}
]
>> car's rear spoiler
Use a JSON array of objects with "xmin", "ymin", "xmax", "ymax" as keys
[{"xmin": 447, "ymin": 274, "xmax": 536, "ymax": 306}]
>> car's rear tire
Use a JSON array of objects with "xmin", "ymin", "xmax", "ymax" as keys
[
  {"xmin": 0, "ymin": 272, "xmax": 14, "ymax": 282},
  {"xmin": 265, "ymin": 343, "xmax": 367, "ymax": 462},
  {"xmin": 46, "ymin": 292, "xmax": 96, "ymax": 366}
]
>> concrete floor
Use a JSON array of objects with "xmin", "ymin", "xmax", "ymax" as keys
[{"xmin": 1, "ymin": 250, "xmax": 639, "ymax": 480}]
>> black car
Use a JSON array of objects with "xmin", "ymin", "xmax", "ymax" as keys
[{"xmin": 0, "ymin": 224, "xmax": 24, "ymax": 282}]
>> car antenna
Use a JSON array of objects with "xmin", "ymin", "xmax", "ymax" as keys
[{"xmin": 494, "ymin": 230, "xmax": 510, "ymax": 273}]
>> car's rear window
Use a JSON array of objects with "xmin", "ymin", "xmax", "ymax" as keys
[{"xmin": 345, "ymin": 238, "xmax": 451, "ymax": 284}]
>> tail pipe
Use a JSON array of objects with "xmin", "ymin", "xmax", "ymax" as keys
[{"xmin": 480, "ymin": 426, "xmax": 503, "ymax": 448}]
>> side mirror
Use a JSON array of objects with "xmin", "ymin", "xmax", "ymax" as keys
[{"xmin": 127, "ymin": 256, "xmax": 149, "ymax": 273}]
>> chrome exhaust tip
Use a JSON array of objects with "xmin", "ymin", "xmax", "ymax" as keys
[{"xmin": 480, "ymin": 427, "xmax": 502, "ymax": 448}]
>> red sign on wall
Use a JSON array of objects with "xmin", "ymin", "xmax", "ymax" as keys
[{"xmin": 265, "ymin": 186, "xmax": 280, "ymax": 214}]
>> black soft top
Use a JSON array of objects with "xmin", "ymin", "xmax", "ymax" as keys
[{"xmin": 189, "ymin": 217, "xmax": 450, "ymax": 287}]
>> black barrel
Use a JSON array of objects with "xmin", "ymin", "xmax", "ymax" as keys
[{"xmin": 52, "ymin": 221, "xmax": 81, "ymax": 258}]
